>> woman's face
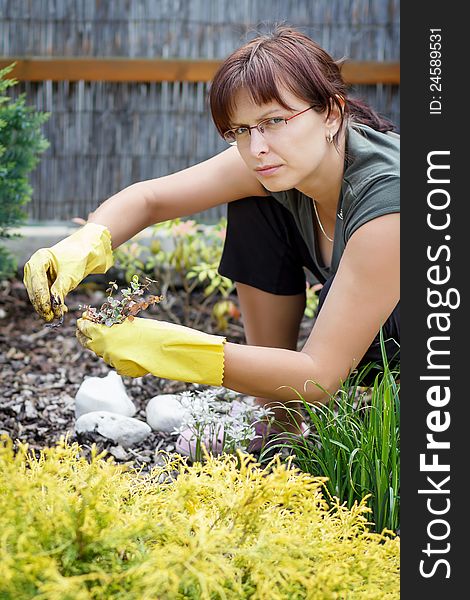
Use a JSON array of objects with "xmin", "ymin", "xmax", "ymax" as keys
[{"xmin": 229, "ymin": 87, "xmax": 339, "ymax": 193}]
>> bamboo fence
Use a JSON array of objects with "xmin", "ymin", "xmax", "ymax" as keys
[{"xmin": 0, "ymin": 0, "xmax": 400, "ymax": 222}]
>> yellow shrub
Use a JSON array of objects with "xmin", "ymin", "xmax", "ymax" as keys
[{"xmin": 0, "ymin": 435, "xmax": 399, "ymax": 599}]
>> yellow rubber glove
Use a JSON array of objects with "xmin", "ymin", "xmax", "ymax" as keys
[
  {"xmin": 76, "ymin": 316, "xmax": 226, "ymax": 386},
  {"xmin": 23, "ymin": 223, "xmax": 114, "ymax": 322}
]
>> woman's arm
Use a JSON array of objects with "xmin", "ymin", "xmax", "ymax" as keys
[
  {"xmin": 222, "ymin": 213, "xmax": 400, "ymax": 403},
  {"xmin": 75, "ymin": 213, "xmax": 399, "ymax": 398},
  {"xmin": 87, "ymin": 146, "xmax": 267, "ymax": 248}
]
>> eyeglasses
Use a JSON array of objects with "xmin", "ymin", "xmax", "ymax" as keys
[{"xmin": 223, "ymin": 105, "xmax": 315, "ymax": 146}]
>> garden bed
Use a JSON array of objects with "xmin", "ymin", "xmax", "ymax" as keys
[{"xmin": 0, "ymin": 276, "xmax": 313, "ymax": 469}]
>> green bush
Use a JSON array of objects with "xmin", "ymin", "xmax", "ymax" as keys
[
  {"xmin": 0, "ymin": 436, "xmax": 399, "ymax": 599},
  {"xmin": 0, "ymin": 64, "xmax": 49, "ymax": 278},
  {"xmin": 115, "ymin": 217, "xmax": 238, "ymax": 331}
]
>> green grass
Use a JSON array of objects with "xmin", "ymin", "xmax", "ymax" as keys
[{"xmin": 261, "ymin": 336, "xmax": 400, "ymax": 534}]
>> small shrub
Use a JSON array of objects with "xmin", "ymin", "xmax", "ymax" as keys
[
  {"xmin": 114, "ymin": 218, "xmax": 237, "ymax": 331},
  {"xmin": 79, "ymin": 275, "xmax": 163, "ymax": 326},
  {"xmin": 0, "ymin": 436, "xmax": 400, "ymax": 599},
  {"xmin": 0, "ymin": 64, "xmax": 49, "ymax": 279}
]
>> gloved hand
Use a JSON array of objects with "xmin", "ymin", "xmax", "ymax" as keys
[
  {"xmin": 76, "ymin": 316, "xmax": 226, "ymax": 386},
  {"xmin": 23, "ymin": 223, "xmax": 114, "ymax": 322}
]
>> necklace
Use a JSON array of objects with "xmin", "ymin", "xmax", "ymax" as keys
[{"xmin": 313, "ymin": 199, "xmax": 334, "ymax": 242}]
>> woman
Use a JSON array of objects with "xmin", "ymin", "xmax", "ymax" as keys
[{"xmin": 23, "ymin": 27, "xmax": 399, "ymax": 437}]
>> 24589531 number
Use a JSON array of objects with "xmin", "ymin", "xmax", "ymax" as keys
[{"xmin": 429, "ymin": 30, "xmax": 442, "ymax": 92}]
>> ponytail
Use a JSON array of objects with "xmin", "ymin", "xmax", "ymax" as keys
[{"xmin": 346, "ymin": 97, "xmax": 396, "ymax": 133}]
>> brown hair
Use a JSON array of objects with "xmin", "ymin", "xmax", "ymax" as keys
[{"xmin": 209, "ymin": 26, "xmax": 395, "ymax": 140}]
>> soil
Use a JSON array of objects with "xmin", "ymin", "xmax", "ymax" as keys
[{"xmin": 0, "ymin": 276, "xmax": 313, "ymax": 470}]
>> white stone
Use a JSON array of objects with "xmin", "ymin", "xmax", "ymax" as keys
[
  {"xmin": 75, "ymin": 370, "xmax": 136, "ymax": 418},
  {"xmin": 75, "ymin": 411, "xmax": 151, "ymax": 448},
  {"xmin": 145, "ymin": 394, "xmax": 191, "ymax": 433}
]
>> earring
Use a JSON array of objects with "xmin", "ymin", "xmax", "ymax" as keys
[{"xmin": 327, "ymin": 131, "xmax": 334, "ymax": 143}]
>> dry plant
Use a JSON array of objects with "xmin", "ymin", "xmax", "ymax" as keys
[{"xmin": 80, "ymin": 275, "xmax": 163, "ymax": 326}]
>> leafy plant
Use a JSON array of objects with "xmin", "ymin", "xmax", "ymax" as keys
[
  {"xmin": 80, "ymin": 275, "xmax": 163, "ymax": 326},
  {"xmin": 304, "ymin": 280, "xmax": 322, "ymax": 318},
  {"xmin": 114, "ymin": 218, "xmax": 236, "ymax": 331},
  {"xmin": 0, "ymin": 64, "xmax": 49, "ymax": 279},
  {"xmin": 0, "ymin": 435, "xmax": 400, "ymax": 599}
]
